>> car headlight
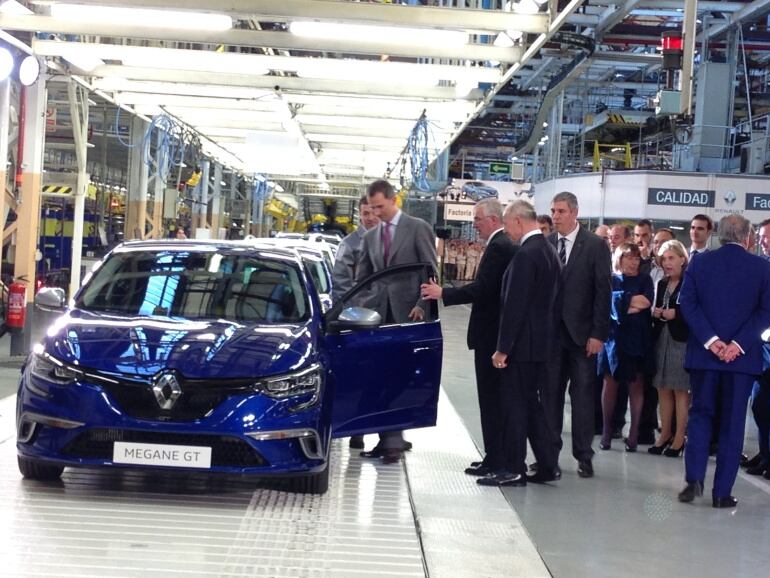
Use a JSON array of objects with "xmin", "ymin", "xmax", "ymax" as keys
[
  {"xmin": 256, "ymin": 364, "xmax": 322, "ymax": 400},
  {"xmin": 29, "ymin": 353, "xmax": 82, "ymax": 386}
]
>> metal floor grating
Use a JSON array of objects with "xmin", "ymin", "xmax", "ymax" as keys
[{"xmin": 0, "ymin": 423, "xmax": 425, "ymax": 577}]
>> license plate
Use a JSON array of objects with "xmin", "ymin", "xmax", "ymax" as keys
[{"xmin": 113, "ymin": 441, "xmax": 212, "ymax": 469}]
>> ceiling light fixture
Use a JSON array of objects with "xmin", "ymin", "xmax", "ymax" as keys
[
  {"xmin": 290, "ymin": 21, "xmax": 468, "ymax": 48},
  {"xmin": 18, "ymin": 54, "xmax": 40, "ymax": 85},
  {"xmin": 50, "ymin": 3, "xmax": 233, "ymax": 31}
]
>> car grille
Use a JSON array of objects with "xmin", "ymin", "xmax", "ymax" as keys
[
  {"xmin": 98, "ymin": 376, "xmax": 255, "ymax": 421},
  {"xmin": 63, "ymin": 429, "xmax": 266, "ymax": 468}
]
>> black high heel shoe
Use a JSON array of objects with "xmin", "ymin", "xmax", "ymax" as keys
[
  {"xmin": 647, "ymin": 438, "xmax": 673, "ymax": 455},
  {"xmin": 599, "ymin": 439, "xmax": 611, "ymax": 450},
  {"xmin": 664, "ymin": 444, "xmax": 684, "ymax": 457}
]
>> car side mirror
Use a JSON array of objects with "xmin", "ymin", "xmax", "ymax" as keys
[
  {"xmin": 327, "ymin": 306, "xmax": 381, "ymax": 334},
  {"xmin": 35, "ymin": 287, "xmax": 66, "ymax": 311}
]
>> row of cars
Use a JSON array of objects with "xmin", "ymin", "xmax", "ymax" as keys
[{"xmin": 16, "ymin": 233, "xmax": 443, "ymax": 494}]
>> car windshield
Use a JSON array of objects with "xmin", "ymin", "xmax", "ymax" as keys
[{"xmin": 76, "ymin": 249, "xmax": 310, "ymax": 323}]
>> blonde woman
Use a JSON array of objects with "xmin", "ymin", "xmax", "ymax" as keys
[{"xmin": 649, "ymin": 240, "xmax": 690, "ymax": 457}]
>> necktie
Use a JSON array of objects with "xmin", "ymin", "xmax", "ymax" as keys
[
  {"xmin": 558, "ymin": 237, "xmax": 567, "ymax": 265},
  {"xmin": 382, "ymin": 221, "xmax": 392, "ymax": 265}
]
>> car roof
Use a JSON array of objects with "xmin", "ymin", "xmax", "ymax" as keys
[{"xmin": 115, "ymin": 239, "xmax": 303, "ymax": 265}]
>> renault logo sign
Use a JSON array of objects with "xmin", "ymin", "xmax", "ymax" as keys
[{"xmin": 152, "ymin": 371, "xmax": 182, "ymax": 410}]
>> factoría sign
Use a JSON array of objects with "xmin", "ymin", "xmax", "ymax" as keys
[
  {"xmin": 746, "ymin": 193, "xmax": 770, "ymax": 211},
  {"xmin": 444, "ymin": 203, "xmax": 474, "ymax": 222},
  {"xmin": 647, "ymin": 188, "xmax": 715, "ymax": 207}
]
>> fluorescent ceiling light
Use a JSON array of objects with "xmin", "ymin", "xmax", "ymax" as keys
[
  {"xmin": 0, "ymin": 0, "xmax": 33, "ymax": 15},
  {"xmin": 119, "ymin": 50, "xmax": 269, "ymax": 76},
  {"xmin": 50, "ymin": 3, "xmax": 232, "ymax": 31},
  {"xmin": 290, "ymin": 21, "xmax": 467, "ymax": 48},
  {"xmin": 94, "ymin": 78, "xmax": 274, "ymax": 100}
]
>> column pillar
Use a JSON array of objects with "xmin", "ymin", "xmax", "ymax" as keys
[
  {"xmin": 67, "ymin": 80, "xmax": 89, "ymax": 297},
  {"xmin": 14, "ymin": 74, "xmax": 46, "ymax": 303},
  {"xmin": 126, "ymin": 116, "xmax": 148, "ymax": 240},
  {"xmin": 210, "ymin": 163, "xmax": 222, "ymax": 237},
  {"xmin": 196, "ymin": 158, "xmax": 210, "ymax": 233}
]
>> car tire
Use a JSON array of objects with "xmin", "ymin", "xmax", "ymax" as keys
[
  {"xmin": 17, "ymin": 456, "xmax": 64, "ymax": 480},
  {"xmin": 288, "ymin": 463, "xmax": 329, "ymax": 495}
]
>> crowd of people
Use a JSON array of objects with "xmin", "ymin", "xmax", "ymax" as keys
[{"xmin": 332, "ymin": 182, "xmax": 770, "ymax": 508}]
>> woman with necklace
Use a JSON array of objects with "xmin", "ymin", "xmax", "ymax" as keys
[{"xmin": 649, "ymin": 240, "xmax": 690, "ymax": 457}]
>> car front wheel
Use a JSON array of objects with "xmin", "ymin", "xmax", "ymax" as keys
[{"xmin": 17, "ymin": 456, "xmax": 64, "ymax": 480}]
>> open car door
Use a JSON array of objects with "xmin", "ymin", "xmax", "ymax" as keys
[{"xmin": 326, "ymin": 263, "xmax": 442, "ymax": 438}]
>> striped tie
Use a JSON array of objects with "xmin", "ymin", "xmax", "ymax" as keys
[{"xmin": 558, "ymin": 237, "xmax": 567, "ymax": 265}]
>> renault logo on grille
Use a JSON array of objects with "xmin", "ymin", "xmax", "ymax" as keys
[{"xmin": 152, "ymin": 372, "xmax": 182, "ymax": 410}]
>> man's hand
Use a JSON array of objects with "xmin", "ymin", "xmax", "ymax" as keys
[
  {"xmin": 492, "ymin": 351, "xmax": 508, "ymax": 369},
  {"xmin": 420, "ymin": 279, "xmax": 442, "ymax": 301},
  {"xmin": 586, "ymin": 338, "xmax": 603, "ymax": 357},
  {"xmin": 652, "ymin": 307, "xmax": 664, "ymax": 319},
  {"xmin": 639, "ymin": 240, "xmax": 651, "ymax": 260},
  {"xmin": 408, "ymin": 306, "xmax": 425, "ymax": 321},
  {"xmin": 719, "ymin": 342, "xmax": 742, "ymax": 363},
  {"xmin": 708, "ymin": 339, "xmax": 728, "ymax": 358}
]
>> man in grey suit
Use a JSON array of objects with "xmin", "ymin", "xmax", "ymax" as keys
[
  {"xmin": 332, "ymin": 195, "xmax": 380, "ymax": 302},
  {"xmin": 544, "ymin": 191, "xmax": 611, "ymax": 479},
  {"xmin": 356, "ymin": 179, "xmax": 437, "ymax": 463}
]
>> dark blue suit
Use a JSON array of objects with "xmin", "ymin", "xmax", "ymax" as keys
[{"xmin": 679, "ymin": 243, "xmax": 770, "ymax": 498}]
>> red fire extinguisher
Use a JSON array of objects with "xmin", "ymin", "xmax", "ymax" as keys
[{"xmin": 6, "ymin": 278, "xmax": 28, "ymax": 331}]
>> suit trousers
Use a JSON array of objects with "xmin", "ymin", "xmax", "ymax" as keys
[
  {"xmin": 500, "ymin": 361, "xmax": 555, "ymax": 475},
  {"xmin": 751, "ymin": 369, "xmax": 770, "ymax": 459},
  {"xmin": 543, "ymin": 335, "xmax": 597, "ymax": 462},
  {"xmin": 474, "ymin": 346, "xmax": 504, "ymax": 469},
  {"xmin": 685, "ymin": 369, "xmax": 754, "ymax": 498}
]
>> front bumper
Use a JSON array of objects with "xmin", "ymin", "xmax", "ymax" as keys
[{"xmin": 16, "ymin": 371, "xmax": 330, "ymax": 475}]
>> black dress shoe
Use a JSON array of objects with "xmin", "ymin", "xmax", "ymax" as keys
[
  {"xmin": 678, "ymin": 481, "xmax": 704, "ymax": 503},
  {"xmin": 349, "ymin": 436, "xmax": 365, "ymax": 449},
  {"xmin": 712, "ymin": 496, "xmax": 738, "ymax": 509},
  {"xmin": 529, "ymin": 462, "xmax": 539, "ymax": 472},
  {"xmin": 380, "ymin": 449, "xmax": 402, "ymax": 465},
  {"xmin": 553, "ymin": 465, "xmax": 562, "ymax": 480},
  {"xmin": 470, "ymin": 460, "xmax": 484, "ymax": 468},
  {"xmin": 464, "ymin": 464, "xmax": 493, "ymax": 477},
  {"xmin": 742, "ymin": 454, "xmax": 762, "ymax": 469},
  {"xmin": 360, "ymin": 440, "xmax": 412, "ymax": 458},
  {"xmin": 745, "ymin": 462, "xmax": 768, "ymax": 476},
  {"xmin": 739, "ymin": 454, "xmax": 762, "ymax": 468},
  {"xmin": 577, "ymin": 459, "xmax": 594, "ymax": 478},
  {"xmin": 527, "ymin": 469, "xmax": 560, "ymax": 484},
  {"xmin": 663, "ymin": 445, "xmax": 684, "ymax": 458},
  {"xmin": 360, "ymin": 446, "xmax": 384, "ymax": 459},
  {"xmin": 647, "ymin": 438, "xmax": 674, "ymax": 456},
  {"xmin": 477, "ymin": 472, "xmax": 526, "ymax": 487}
]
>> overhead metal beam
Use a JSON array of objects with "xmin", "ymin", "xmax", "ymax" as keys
[
  {"xmin": 0, "ymin": 14, "xmax": 523, "ymax": 62},
  {"xmin": 702, "ymin": 0, "xmax": 770, "ymax": 40},
  {"xmin": 638, "ymin": 0, "xmax": 745, "ymax": 12},
  {"xmin": 89, "ymin": 65, "xmax": 473, "ymax": 100},
  {"xmin": 45, "ymin": 0, "xmax": 550, "ymax": 33}
]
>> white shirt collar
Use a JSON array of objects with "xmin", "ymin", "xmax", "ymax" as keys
[
  {"xmin": 521, "ymin": 229, "xmax": 542, "ymax": 245},
  {"xmin": 387, "ymin": 209, "xmax": 402, "ymax": 228}
]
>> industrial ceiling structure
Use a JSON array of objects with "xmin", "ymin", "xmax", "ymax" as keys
[{"xmin": 1, "ymin": 0, "xmax": 770, "ymax": 193}]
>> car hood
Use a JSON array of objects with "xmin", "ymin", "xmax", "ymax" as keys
[{"xmin": 42, "ymin": 310, "xmax": 316, "ymax": 380}]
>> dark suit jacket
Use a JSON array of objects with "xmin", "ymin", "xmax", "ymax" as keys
[
  {"xmin": 680, "ymin": 243, "xmax": 770, "ymax": 375},
  {"xmin": 652, "ymin": 278, "xmax": 688, "ymax": 342},
  {"xmin": 497, "ymin": 233, "xmax": 562, "ymax": 362},
  {"xmin": 549, "ymin": 227, "xmax": 612, "ymax": 347},
  {"xmin": 443, "ymin": 230, "xmax": 517, "ymax": 351}
]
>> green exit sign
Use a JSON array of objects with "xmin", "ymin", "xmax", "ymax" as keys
[{"xmin": 489, "ymin": 162, "xmax": 511, "ymax": 175}]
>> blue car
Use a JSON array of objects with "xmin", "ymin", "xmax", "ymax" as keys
[
  {"xmin": 462, "ymin": 181, "xmax": 499, "ymax": 201},
  {"xmin": 16, "ymin": 240, "xmax": 442, "ymax": 494}
]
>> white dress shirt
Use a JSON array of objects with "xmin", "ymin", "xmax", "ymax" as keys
[{"xmin": 557, "ymin": 223, "xmax": 580, "ymax": 264}]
